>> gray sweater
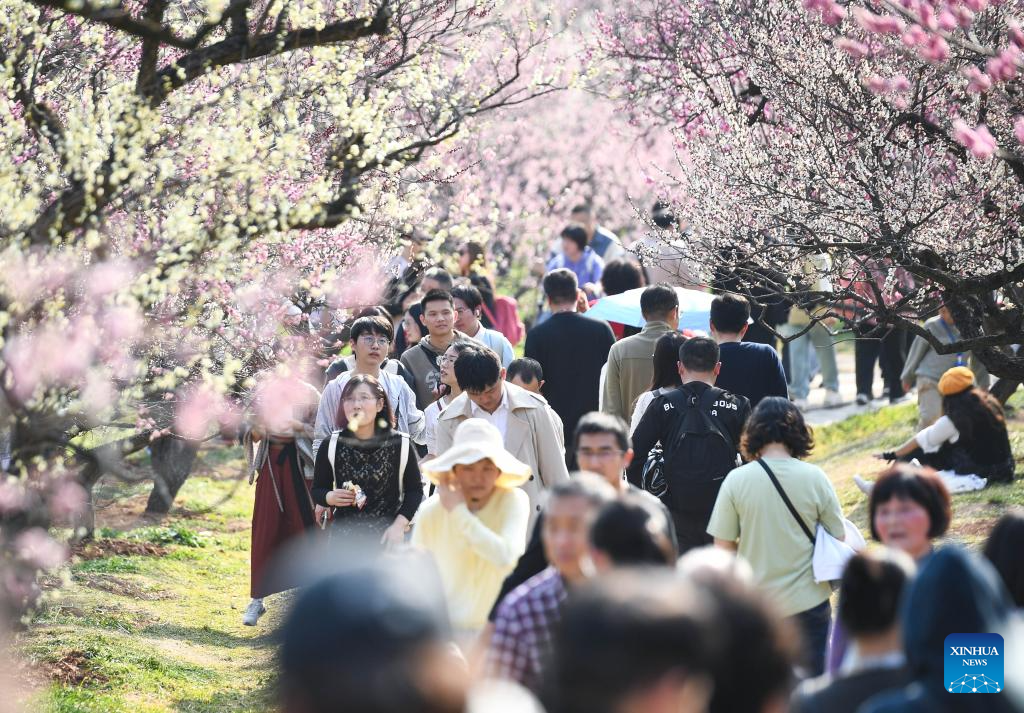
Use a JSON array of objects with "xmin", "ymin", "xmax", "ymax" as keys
[{"xmin": 900, "ymin": 317, "xmax": 989, "ymax": 387}]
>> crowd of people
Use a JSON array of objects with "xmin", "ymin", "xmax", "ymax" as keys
[{"xmin": 238, "ymin": 208, "xmax": 1021, "ymax": 712}]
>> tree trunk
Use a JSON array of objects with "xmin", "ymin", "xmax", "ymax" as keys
[
  {"xmin": 144, "ymin": 436, "xmax": 199, "ymax": 514},
  {"xmin": 990, "ymin": 379, "xmax": 1020, "ymax": 405}
]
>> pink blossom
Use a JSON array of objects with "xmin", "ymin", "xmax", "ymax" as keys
[
  {"xmin": 962, "ymin": 65, "xmax": 993, "ymax": 93},
  {"xmin": 952, "ymin": 5, "xmax": 975, "ymax": 28},
  {"xmin": 253, "ymin": 374, "xmax": 311, "ymax": 434},
  {"xmin": 866, "ymin": 74, "xmax": 892, "ymax": 94},
  {"xmin": 919, "ymin": 34, "xmax": 950, "ymax": 63},
  {"xmin": 176, "ymin": 386, "xmax": 226, "ymax": 440},
  {"xmin": 1014, "ymin": 116, "xmax": 1024, "ymax": 144},
  {"xmin": 834, "ymin": 37, "xmax": 870, "ymax": 58},
  {"xmin": 853, "ymin": 7, "xmax": 905, "ymax": 34},
  {"xmin": 49, "ymin": 479, "xmax": 87, "ymax": 520},
  {"xmin": 0, "ymin": 480, "xmax": 28, "ymax": 514},
  {"xmin": 952, "ymin": 120, "xmax": 997, "ymax": 159},
  {"xmin": 85, "ymin": 260, "xmax": 134, "ymax": 298},
  {"xmin": 902, "ymin": 24, "xmax": 928, "ymax": 48},
  {"xmin": 937, "ymin": 9, "xmax": 958, "ymax": 30},
  {"xmin": 1009, "ymin": 21, "xmax": 1024, "ymax": 50},
  {"xmin": 986, "ymin": 47, "xmax": 1020, "ymax": 82},
  {"xmin": 962, "ymin": 0, "xmax": 987, "ymax": 12},
  {"xmin": 891, "ymin": 74, "xmax": 912, "ymax": 92},
  {"xmin": 15, "ymin": 528, "xmax": 68, "ymax": 570},
  {"xmin": 803, "ymin": 0, "xmax": 846, "ymax": 25}
]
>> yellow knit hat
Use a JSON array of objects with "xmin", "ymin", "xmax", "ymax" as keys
[{"xmin": 938, "ymin": 366, "xmax": 975, "ymax": 396}]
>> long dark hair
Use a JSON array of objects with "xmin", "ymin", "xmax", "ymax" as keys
[
  {"xmin": 336, "ymin": 374, "xmax": 394, "ymax": 436},
  {"xmin": 438, "ymin": 339, "xmax": 478, "ymax": 399},
  {"xmin": 649, "ymin": 332, "xmax": 688, "ymax": 391},
  {"xmin": 467, "ymin": 273, "xmax": 497, "ymax": 329},
  {"xmin": 943, "ymin": 387, "xmax": 1006, "ymax": 443}
]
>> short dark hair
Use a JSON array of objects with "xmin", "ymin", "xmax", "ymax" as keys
[
  {"xmin": 350, "ymin": 316, "xmax": 394, "ymax": 344},
  {"xmin": 590, "ymin": 494, "xmax": 677, "ymax": 566},
  {"xmin": 838, "ymin": 549, "xmax": 915, "ymax": 637},
  {"xmin": 545, "ymin": 571, "xmax": 716, "ymax": 713},
  {"xmin": 450, "ymin": 283, "xmax": 482, "ymax": 312},
  {"xmin": 419, "ymin": 288, "xmax": 453, "ymax": 312},
  {"xmin": 600, "ymin": 259, "xmax": 643, "ymax": 297},
  {"xmin": 506, "ymin": 358, "xmax": 543, "ymax": 384},
  {"xmin": 570, "ymin": 203, "xmax": 592, "ymax": 216},
  {"xmin": 984, "ymin": 509, "xmax": 1024, "ymax": 608},
  {"xmin": 452, "ymin": 346, "xmax": 501, "ymax": 393},
  {"xmin": 741, "ymin": 396, "xmax": 814, "ymax": 459},
  {"xmin": 640, "ymin": 284, "xmax": 679, "ymax": 320},
  {"xmin": 278, "ymin": 564, "xmax": 461, "ymax": 713},
  {"xmin": 651, "ymin": 201, "xmax": 675, "ymax": 229},
  {"xmin": 678, "ymin": 336, "xmax": 719, "ymax": 373},
  {"xmin": 548, "ymin": 472, "xmax": 617, "ymax": 509},
  {"xmin": 710, "ymin": 294, "xmax": 751, "ymax": 334},
  {"xmin": 543, "ymin": 268, "xmax": 578, "ymax": 305},
  {"xmin": 560, "ymin": 224, "xmax": 589, "ymax": 252},
  {"xmin": 699, "ymin": 579, "xmax": 801, "ymax": 713},
  {"xmin": 420, "ymin": 266, "xmax": 453, "ymax": 290},
  {"xmin": 574, "ymin": 411, "xmax": 631, "ymax": 453},
  {"xmin": 868, "ymin": 464, "xmax": 952, "ymax": 541},
  {"xmin": 650, "ymin": 332, "xmax": 687, "ymax": 391}
]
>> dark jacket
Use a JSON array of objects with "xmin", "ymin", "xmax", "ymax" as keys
[
  {"xmin": 863, "ymin": 547, "xmax": 1017, "ymax": 713},
  {"xmin": 524, "ymin": 312, "xmax": 615, "ymax": 452},
  {"xmin": 626, "ymin": 382, "xmax": 749, "ymax": 552},
  {"xmin": 790, "ymin": 666, "xmax": 910, "ymax": 713}
]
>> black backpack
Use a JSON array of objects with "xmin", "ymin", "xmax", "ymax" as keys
[{"xmin": 645, "ymin": 385, "xmax": 740, "ymax": 550}]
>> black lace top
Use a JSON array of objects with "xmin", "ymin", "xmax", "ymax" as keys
[{"xmin": 311, "ymin": 431, "xmax": 423, "ymax": 535}]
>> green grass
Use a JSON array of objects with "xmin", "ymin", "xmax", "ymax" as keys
[
  {"xmin": 14, "ymin": 395, "xmax": 1024, "ymax": 711},
  {"xmin": 16, "ymin": 446, "xmax": 277, "ymax": 713}
]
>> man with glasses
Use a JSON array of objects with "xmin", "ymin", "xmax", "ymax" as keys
[
  {"xmin": 313, "ymin": 316, "xmax": 425, "ymax": 455},
  {"xmin": 401, "ymin": 289, "xmax": 471, "ymax": 409},
  {"xmin": 487, "ymin": 410, "xmax": 678, "ymax": 623}
]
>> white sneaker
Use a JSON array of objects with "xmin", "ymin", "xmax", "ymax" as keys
[
  {"xmin": 853, "ymin": 475, "xmax": 874, "ymax": 495},
  {"xmin": 823, "ymin": 389, "xmax": 843, "ymax": 408},
  {"xmin": 856, "ymin": 393, "xmax": 870, "ymax": 406},
  {"xmin": 242, "ymin": 598, "xmax": 265, "ymax": 626}
]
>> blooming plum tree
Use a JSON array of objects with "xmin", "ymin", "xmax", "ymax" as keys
[
  {"xmin": 0, "ymin": 0, "xmax": 558, "ymax": 619},
  {"xmin": 599, "ymin": 0, "xmax": 1024, "ymax": 382}
]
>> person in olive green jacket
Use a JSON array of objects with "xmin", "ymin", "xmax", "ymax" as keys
[{"xmin": 601, "ymin": 284, "xmax": 680, "ymax": 423}]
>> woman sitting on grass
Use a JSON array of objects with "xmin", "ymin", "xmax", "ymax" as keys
[{"xmin": 878, "ymin": 366, "xmax": 1014, "ymax": 484}]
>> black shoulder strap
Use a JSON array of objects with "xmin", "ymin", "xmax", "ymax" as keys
[{"xmin": 757, "ymin": 458, "xmax": 815, "ymax": 545}]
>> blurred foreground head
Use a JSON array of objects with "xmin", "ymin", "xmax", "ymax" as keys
[
  {"xmin": 545, "ymin": 569, "xmax": 715, "ymax": 713},
  {"xmin": 277, "ymin": 558, "xmax": 467, "ymax": 713}
]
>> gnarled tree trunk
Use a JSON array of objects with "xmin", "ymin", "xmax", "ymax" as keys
[{"xmin": 144, "ymin": 436, "xmax": 200, "ymax": 515}]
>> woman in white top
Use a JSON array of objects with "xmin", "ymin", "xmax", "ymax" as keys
[
  {"xmin": 878, "ymin": 366, "xmax": 1014, "ymax": 483},
  {"xmin": 424, "ymin": 339, "xmax": 478, "ymax": 459},
  {"xmin": 629, "ymin": 332, "xmax": 689, "ymax": 435}
]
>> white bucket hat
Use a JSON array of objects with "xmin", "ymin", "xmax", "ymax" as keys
[{"xmin": 422, "ymin": 418, "xmax": 532, "ymax": 489}]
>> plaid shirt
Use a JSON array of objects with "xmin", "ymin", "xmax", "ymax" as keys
[{"xmin": 484, "ymin": 567, "xmax": 566, "ymax": 692}]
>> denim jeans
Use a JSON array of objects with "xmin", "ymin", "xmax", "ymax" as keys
[
  {"xmin": 780, "ymin": 322, "xmax": 838, "ymax": 399},
  {"xmin": 790, "ymin": 599, "xmax": 832, "ymax": 678}
]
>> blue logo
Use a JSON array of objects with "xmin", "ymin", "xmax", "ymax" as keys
[{"xmin": 944, "ymin": 633, "xmax": 1003, "ymax": 693}]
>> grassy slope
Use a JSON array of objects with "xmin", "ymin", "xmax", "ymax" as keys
[{"xmin": 15, "ymin": 392, "xmax": 1024, "ymax": 712}]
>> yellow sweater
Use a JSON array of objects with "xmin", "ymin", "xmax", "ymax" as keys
[{"xmin": 411, "ymin": 488, "xmax": 530, "ymax": 632}]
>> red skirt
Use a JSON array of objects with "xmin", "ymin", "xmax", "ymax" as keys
[{"xmin": 250, "ymin": 441, "xmax": 315, "ymax": 598}]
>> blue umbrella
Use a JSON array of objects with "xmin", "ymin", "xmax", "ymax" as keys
[{"xmin": 584, "ymin": 286, "xmax": 715, "ymax": 332}]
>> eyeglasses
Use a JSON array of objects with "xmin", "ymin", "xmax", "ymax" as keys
[
  {"xmin": 576, "ymin": 448, "xmax": 624, "ymax": 460},
  {"xmin": 436, "ymin": 355, "xmax": 457, "ymax": 367},
  {"xmin": 342, "ymin": 395, "xmax": 380, "ymax": 405},
  {"xmin": 357, "ymin": 336, "xmax": 391, "ymax": 348}
]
